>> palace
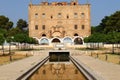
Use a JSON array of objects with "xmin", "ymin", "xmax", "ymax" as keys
[{"xmin": 28, "ymin": 0, "xmax": 91, "ymax": 45}]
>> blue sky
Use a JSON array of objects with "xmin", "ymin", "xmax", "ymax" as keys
[{"xmin": 0, "ymin": 0, "xmax": 120, "ymax": 26}]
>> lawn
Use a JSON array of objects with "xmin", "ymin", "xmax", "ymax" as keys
[
  {"xmin": 91, "ymin": 53, "xmax": 120, "ymax": 64},
  {"xmin": 0, "ymin": 53, "xmax": 31, "ymax": 65}
]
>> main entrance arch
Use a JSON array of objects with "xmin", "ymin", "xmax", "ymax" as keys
[{"xmin": 51, "ymin": 38, "xmax": 61, "ymax": 43}]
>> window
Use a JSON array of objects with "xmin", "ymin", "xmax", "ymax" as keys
[
  {"xmin": 81, "ymin": 13, "xmax": 85, "ymax": 18},
  {"xmin": 74, "ymin": 13, "xmax": 78, "ymax": 18},
  {"xmin": 51, "ymin": 16, "xmax": 53, "ymax": 19},
  {"xmin": 67, "ymin": 15, "xmax": 69, "ymax": 19},
  {"xmin": 35, "ymin": 13, "xmax": 38, "ymax": 18},
  {"xmin": 42, "ymin": 34, "xmax": 46, "ymax": 37},
  {"xmin": 42, "ymin": 25, "xmax": 45, "ymax": 30},
  {"xmin": 42, "ymin": 13, "xmax": 45, "ymax": 18},
  {"xmin": 35, "ymin": 25, "xmax": 38, "ymax": 30},
  {"xmin": 81, "ymin": 25, "xmax": 85, "ymax": 29},
  {"xmin": 74, "ymin": 25, "xmax": 78, "ymax": 29},
  {"xmin": 58, "ymin": 13, "xmax": 62, "ymax": 18},
  {"xmin": 74, "ymin": 33, "xmax": 79, "ymax": 36}
]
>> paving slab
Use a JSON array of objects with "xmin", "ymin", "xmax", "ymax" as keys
[{"xmin": 73, "ymin": 55, "xmax": 120, "ymax": 80}]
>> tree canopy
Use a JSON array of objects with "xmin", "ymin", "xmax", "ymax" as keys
[
  {"xmin": 0, "ymin": 15, "xmax": 13, "ymax": 30},
  {"xmin": 93, "ymin": 11, "xmax": 120, "ymax": 34},
  {"xmin": 16, "ymin": 19, "xmax": 28, "ymax": 30},
  {"xmin": 0, "ymin": 34, "xmax": 5, "ymax": 45},
  {"xmin": 86, "ymin": 10, "xmax": 120, "ymax": 43}
]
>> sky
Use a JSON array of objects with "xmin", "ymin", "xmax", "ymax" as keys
[{"xmin": 0, "ymin": 0, "xmax": 120, "ymax": 26}]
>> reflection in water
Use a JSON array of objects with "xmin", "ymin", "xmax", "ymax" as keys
[{"xmin": 28, "ymin": 62, "xmax": 87, "ymax": 80}]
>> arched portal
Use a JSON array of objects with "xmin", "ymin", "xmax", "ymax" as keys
[
  {"xmin": 74, "ymin": 37, "xmax": 83, "ymax": 45},
  {"xmin": 51, "ymin": 38, "xmax": 61, "ymax": 43},
  {"xmin": 63, "ymin": 37, "xmax": 72, "ymax": 43},
  {"xmin": 40, "ymin": 38, "xmax": 49, "ymax": 45}
]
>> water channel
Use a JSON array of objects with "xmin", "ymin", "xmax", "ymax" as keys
[{"xmin": 28, "ymin": 61, "xmax": 87, "ymax": 80}]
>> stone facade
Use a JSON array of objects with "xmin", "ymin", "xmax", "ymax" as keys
[{"xmin": 28, "ymin": 1, "xmax": 91, "ymax": 44}]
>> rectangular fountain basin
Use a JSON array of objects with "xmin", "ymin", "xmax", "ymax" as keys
[{"xmin": 49, "ymin": 51, "xmax": 70, "ymax": 62}]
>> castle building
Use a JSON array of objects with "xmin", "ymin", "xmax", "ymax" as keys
[{"xmin": 28, "ymin": 0, "xmax": 91, "ymax": 45}]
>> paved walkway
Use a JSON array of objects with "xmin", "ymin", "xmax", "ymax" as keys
[
  {"xmin": 0, "ymin": 55, "xmax": 46, "ymax": 80},
  {"xmin": 73, "ymin": 55, "xmax": 120, "ymax": 80}
]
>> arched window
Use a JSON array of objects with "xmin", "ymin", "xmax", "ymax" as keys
[
  {"xmin": 42, "ymin": 34, "xmax": 46, "ymax": 37},
  {"xmin": 74, "ymin": 33, "xmax": 79, "ymax": 36}
]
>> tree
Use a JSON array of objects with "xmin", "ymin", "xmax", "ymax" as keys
[
  {"xmin": 5, "ymin": 21, "xmax": 13, "ymax": 30},
  {"xmin": 16, "ymin": 19, "xmax": 28, "ymax": 30},
  {"xmin": 94, "ymin": 11, "xmax": 120, "ymax": 34},
  {"xmin": 0, "ymin": 15, "xmax": 13, "ymax": 30},
  {"xmin": 0, "ymin": 34, "xmax": 4, "ymax": 45},
  {"xmin": 6, "ymin": 27, "xmax": 22, "ymax": 37}
]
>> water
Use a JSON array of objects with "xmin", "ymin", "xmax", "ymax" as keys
[{"xmin": 28, "ymin": 62, "xmax": 87, "ymax": 80}]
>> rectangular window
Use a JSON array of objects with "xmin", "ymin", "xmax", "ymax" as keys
[
  {"xmin": 81, "ymin": 13, "xmax": 85, "ymax": 18},
  {"xmin": 51, "ymin": 16, "xmax": 53, "ymax": 19},
  {"xmin": 74, "ymin": 25, "xmax": 78, "ymax": 29},
  {"xmin": 42, "ymin": 13, "xmax": 45, "ymax": 18},
  {"xmin": 74, "ymin": 13, "xmax": 78, "ymax": 18},
  {"xmin": 58, "ymin": 13, "xmax": 62, "ymax": 18},
  {"xmin": 42, "ymin": 25, "xmax": 45, "ymax": 30},
  {"xmin": 35, "ymin": 25, "xmax": 38, "ymax": 30},
  {"xmin": 35, "ymin": 13, "xmax": 38, "ymax": 18},
  {"xmin": 82, "ymin": 25, "xmax": 85, "ymax": 29},
  {"xmin": 67, "ymin": 15, "xmax": 69, "ymax": 19}
]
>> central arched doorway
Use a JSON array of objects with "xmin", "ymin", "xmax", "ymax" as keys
[{"xmin": 51, "ymin": 38, "xmax": 61, "ymax": 43}]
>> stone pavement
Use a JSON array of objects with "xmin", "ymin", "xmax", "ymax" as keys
[
  {"xmin": 73, "ymin": 55, "xmax": 120, "ymax": 80},
  {"xmin": 0, "ymin": 55, "xmax": 47, "ymax": 80}
]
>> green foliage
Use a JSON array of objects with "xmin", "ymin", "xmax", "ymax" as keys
[
  {"xmin": 0, "ymin": 28, "xmax": 7, "ymax": 36},
  {"xmin": 0, "ymin": 15, "xmax": 38, "ymax": 45},
  {"xmin": 13, "ymin": 33, "xmax": 37, "ymax": 44},
  {"xmin": 14, "ymin": 33, "xmax": 28, "ymax": 43},
  {"xmin": 93, "ymin": 11, "xmax": 120, "ymax": 34},
  {"xmin": 0, "ymin": 34, "xmax": 5, "ymax": 45},
  {"xmin": 16, "ymin": 19, "xmax": 28, "ymax": 30},
  {"xmin": 84, "ymin": 32, "xmax": 120, "ymax": 43},
  {"xmin": 84, "ymin": 33, "xmax": 106, "ymax": 43},
  {"xmin": 89, "ymin": 10, "xmax": 120, "ymax": 43},
  {"xmin": 0, "ymin": 15, "xmax": 13, "ymax": 30},
  {"xmin": 6, "ymin": 27, "xmax": 22, "ymax": 37}
]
